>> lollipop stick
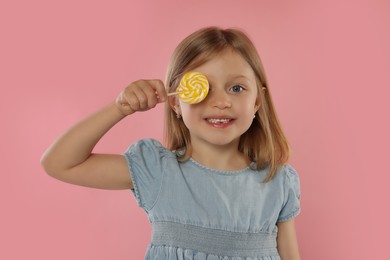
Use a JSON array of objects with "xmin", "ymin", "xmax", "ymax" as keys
[{"xmin": 167, "ymin": 91, "xmax": 180, "ymax": 96}]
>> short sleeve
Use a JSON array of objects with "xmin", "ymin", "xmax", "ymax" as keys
[
  {"xmin": 277, "ymin": 165, "xmax": 301, "ymax": 222},
  {"xmin": 123, "ymin": 139, "xmax": 166, "ymax": 212}
]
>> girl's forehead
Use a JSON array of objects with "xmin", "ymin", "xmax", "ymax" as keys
[{"xmin": 192, "ymin": 50, "xmax": 256, "ymax": 80}]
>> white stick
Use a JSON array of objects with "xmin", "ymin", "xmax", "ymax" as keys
[{"xmin": 167, "ymin": 91, "xmax": 180, "ymax": 96}]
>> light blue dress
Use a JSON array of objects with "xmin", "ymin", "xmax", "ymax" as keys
[{"xmin": 123, "ymin": 139, "xmax": 300, "ymax": 260}]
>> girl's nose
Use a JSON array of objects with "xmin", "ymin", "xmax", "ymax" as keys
[{"xmin": 208, "ymin": 88, "xmax": 232, "ymax": 109}]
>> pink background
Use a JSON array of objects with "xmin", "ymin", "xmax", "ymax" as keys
[{"xmin": 1, "ymin": 0, "xmax": 389, "ymax": 259}]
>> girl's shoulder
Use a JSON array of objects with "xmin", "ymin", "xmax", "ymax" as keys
[
  {"xmin": 267, "ymin": 164, "xmax": 300, "ymax": 193},
  {"xmin": 273, "ymin": 164, "xmax": 300, "ymax": 182},
  {"xmin": 280, "ymin": 164, "xmax": 299, "ymax": 179},
  {"xmin": 124, "ymin": 138, "xmax": 176, "ymax": 159}
]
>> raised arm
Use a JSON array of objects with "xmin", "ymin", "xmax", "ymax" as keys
[{"xmin": 40, "ymin": 80, "xmax": 167, "ymax": 190}]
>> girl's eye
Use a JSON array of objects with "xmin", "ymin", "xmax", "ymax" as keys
[{"xmin": 230, "ymin": 85, "xmax": 244, "ymax": 93}]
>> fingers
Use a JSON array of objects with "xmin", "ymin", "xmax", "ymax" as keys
[
  {"xmin": 151, "ymin": 80, "xmax": 168, "ymax": 103},
  {"xmin": 115, "ymin": 79, "xmax": 167, "ymax": 115}
]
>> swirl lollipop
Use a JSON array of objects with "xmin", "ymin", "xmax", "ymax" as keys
[{"xmin": 168, "ymin": 72, "xmax": 209, "ymax": 104}]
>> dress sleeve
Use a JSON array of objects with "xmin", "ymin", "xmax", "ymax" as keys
[
  {"xmin": 277, "ymin": 165, "xmax": 301, "ymax": 222},
  {"xmin": 123, "ymin": 139, "xmax": 166, "ymax": 212}
]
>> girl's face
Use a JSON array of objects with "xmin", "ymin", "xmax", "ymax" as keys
[{"xmin": 174, "ymin": 49, "xmax": 260, "ymax": 150}]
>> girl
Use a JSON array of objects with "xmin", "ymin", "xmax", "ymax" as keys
[{"xmin": 41, "ymin": 27, "xmax": 301, "ymax": 260}]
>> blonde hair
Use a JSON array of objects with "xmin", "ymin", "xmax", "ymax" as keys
[{"xmin": 164, "ymin": 27, "xmax": 290, "ymax": 182}]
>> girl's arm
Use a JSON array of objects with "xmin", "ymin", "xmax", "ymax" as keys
[
  {"xmin": 276, "ymin": 219, "xmax": 301, "ymax": 260},
  {"xmin": 40, "ymin": 80, "xmax": 167, "ymax": 190}
]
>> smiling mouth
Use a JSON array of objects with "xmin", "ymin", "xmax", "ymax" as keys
[{"xmin": 207, "ymin": 118, "xmax": 232, "ymax": 124}]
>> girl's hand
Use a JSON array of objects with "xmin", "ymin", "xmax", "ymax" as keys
[{"xmin": 115, "ymin": 79, "xmax": 167, "ymax": 116}]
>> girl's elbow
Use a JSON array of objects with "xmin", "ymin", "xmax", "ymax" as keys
[
  {"xmin": 40, "ymin": 152, "xmax": 63, "ymax": 178},
  {"xmin": 40, "ymin": 152, "xmax": 52, "ymax": 175}
]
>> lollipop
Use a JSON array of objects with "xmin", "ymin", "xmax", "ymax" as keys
[{"xmin": 168, "ymin": 72, "xmax": 209, "ymax": 104}]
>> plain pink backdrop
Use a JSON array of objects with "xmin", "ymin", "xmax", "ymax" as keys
[{"xmin": 1, "ymin": 0, "xmax": 389, "ymax": 259}]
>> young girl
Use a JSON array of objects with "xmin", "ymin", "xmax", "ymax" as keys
[{"xmin": 41, "ymin": 27, "xmax": 301, "ymax": 260}]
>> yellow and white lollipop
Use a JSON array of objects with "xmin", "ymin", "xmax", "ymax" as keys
[{"xmin": 168, "ymin": 72, "xmax": 209, "ymax": 104}]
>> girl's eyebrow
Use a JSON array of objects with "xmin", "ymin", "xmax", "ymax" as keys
[
  {"xmin": 206, "ymin": 74, "xmax": 254, "ymax": 84},
  {"xmin": 227, "ymin": 75, "xmax": 252, "ymax": 82},
  {"xmin": 226, "ymin": 73, "xmax": 250, "ymax": 79}
]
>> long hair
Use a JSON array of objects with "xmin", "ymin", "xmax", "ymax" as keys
[{"xmin": 164, "ymin": 27, "xmax": 290, "ymax": 182}]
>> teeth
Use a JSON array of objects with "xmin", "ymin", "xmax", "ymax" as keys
[{"xmin": 207, "ymin": 118, "xmax": 231, "ymax": 124}]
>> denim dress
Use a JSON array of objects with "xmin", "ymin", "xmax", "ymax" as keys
[{"xmin": 123, "ymin": 139, "xmax": 300, "ymax": 260}]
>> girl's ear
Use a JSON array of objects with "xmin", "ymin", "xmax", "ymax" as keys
[
  {"xmin": 168, "ymin": 95, "xmax": 181, "ymax": 114},
  {"xmin": 254, "ymin": 98, "xmax": 261, "ymax": 113},
  {"xmin": 254, "ymin": 87, "xmax": 266, "ymax": 112}
]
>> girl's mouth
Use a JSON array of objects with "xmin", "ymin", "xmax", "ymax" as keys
[
  {"xmin": 207, "ymin": 118, "xmax": 232, "ymax": 124},
  {"xmin": 205, "ymin": 118, "xmax": 234, "ymax": 128}
]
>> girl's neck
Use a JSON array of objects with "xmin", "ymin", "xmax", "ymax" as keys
[{"xmin": 190, "ymin": 141, "xmax": 251, "ymax": 172}]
